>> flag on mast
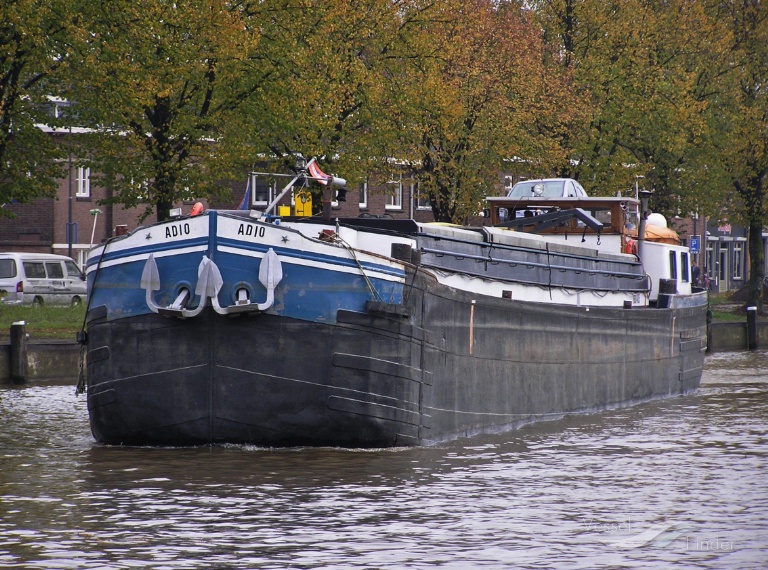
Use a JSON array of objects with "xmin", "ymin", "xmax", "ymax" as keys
[
  {"xmin": 307, "ymin": 161, "xmax": 329, "ymax": 185},
  {"xmin": 237, "ymin": 176, "xmax": 251, "ymax": 210}
]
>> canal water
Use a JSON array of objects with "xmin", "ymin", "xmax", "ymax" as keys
[{"xmin": 1, "ymin": 353, "xmax": 766, "ymax": 569}]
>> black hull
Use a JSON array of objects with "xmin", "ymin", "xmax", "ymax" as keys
[{"xmin": 87, "ymin": 271, "xmax": 707, "ymax": 447}]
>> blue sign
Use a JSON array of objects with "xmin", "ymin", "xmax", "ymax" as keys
[{"xmin": 690, "ymin": 235, "xmax": 701, "ymax": 254}]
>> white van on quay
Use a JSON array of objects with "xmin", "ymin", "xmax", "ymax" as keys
[{"xmin": 0, "ymin": 253, "xmax": 87, "ymax": 307}]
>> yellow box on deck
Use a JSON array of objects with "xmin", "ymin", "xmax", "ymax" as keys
[
  {"xmin": 278, "ymin": 205, "xmax": 291, "ymax": 217},
  {"xmin": 295, "ymin": 192, "xmax": 312, "ymax": 217}
]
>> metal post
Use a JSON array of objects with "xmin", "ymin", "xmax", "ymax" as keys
[
  {"xmin": 67, "ymin": 130, "xmax": 73, "ymax": 258},
  {"xmin": 693, "ymin": 213, "xmax": 697, "ymax": 264},
  {"xmin": 637, "ymin": 189, "xmax": 652, "ymax": 260}
]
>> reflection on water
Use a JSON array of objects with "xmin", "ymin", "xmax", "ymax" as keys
[{"xmin": 1, "ymin": 353, "xmax": 767, "ymax": 569}]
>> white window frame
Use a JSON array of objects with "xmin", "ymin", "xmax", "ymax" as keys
[
  {"xmin": 733, "ymin": 242, "xmax": 744, "ymax": 280},
  {"xmin": 251, "ymin": 174, "xmax": 276, "ymax": 207},
  {"xmin": 76, "ymin": 167, "xmax": 90, "ymax": 198},
  {"xmin": 385, "ymin": 174, "xmax": 403, "ymax": 210},
  {"xmin": 413, "ymin": 181, "xmax": 430, "ymax": 210},
  {"xmin": 359, "ymin": 181, "xmax": 368, "ymax": 209}
]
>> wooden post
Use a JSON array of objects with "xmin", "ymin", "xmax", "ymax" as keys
[
  {"xmin": 10, "ymin": 321, "xmax": 28, "ymax": 384},
  {"xmin": 747, "ymin": 306, "xmax": 758, "ymax": 350}
]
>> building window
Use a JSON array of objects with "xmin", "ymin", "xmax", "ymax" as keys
[
  {"xmin": 359, "ymin": 181, "xmax": 368, "ymax": 209},
  {"xmin": 76, "ymin": 167, "xmax": 90, "ymax": 198},
  {"xmin": 386, "ymin": 175, "xmax": 402, "ymax": 210},
  {"xmin": 250, "ymin": 174, "xmax": 276, "ymax": 206},
  {"xmin": 413, "ymin": 181, "xmax": 430, "ymax": 210},
  {"xmin": 705, "ymin": 240, "xmax": 716, "ymax": 279},
  {"xmin": 733, "ymin": 243, "xmax": 743, "ymax": 279}
]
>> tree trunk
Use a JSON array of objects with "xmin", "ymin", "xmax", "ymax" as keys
[{"xmin": 747, "ymin": 218, "xmax": 765, "ymax": 313}]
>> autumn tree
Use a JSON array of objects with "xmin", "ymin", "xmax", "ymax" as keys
[
  {"xmin": 65, "ymin": 0, "xmax": 260, "ymax": 222},
  {"xmin": 374, "ymin": 0, "xmax": 578, "ymax": 223},
  {"xmin": 238, "ymin": 0, "xmax": 404, "ymax": 190},
  {"xmin": 0, "ymin": 0, "xmax": 73, "ymax": 213},
  {"xmin": 704, "ymin": 0, "xmax": 768, "ymax": 310},
  {"xmin": 531, "ymin": 0, "xmax": 725, "ymax": 217}
]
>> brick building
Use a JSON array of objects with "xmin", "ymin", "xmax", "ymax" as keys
[
  {"xmin": 0, "ymin": 131, "xmax": 213, "ymax": 267},
  {"xmin": 0, "ymin": 131, "xmax": 440, "ymax": 267}
]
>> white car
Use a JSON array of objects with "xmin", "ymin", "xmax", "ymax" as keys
[
  {"xmin": 507, "ymin": 178, "xmax": 587, "ymax": 199},
  {"xmin": 0, "ymin": 252, "xmax": 87, "ymax": 307}
]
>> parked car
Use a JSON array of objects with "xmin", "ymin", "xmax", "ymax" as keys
[
  {"xmin": 0, "ymin": 253, "xmax": 87, "ymax": 307},
  {"xmin": 507, "ymin": 178, "xmax": 588, "ymax": 199}
]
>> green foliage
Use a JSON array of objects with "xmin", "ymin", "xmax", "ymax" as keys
[
  {"xmin": 240, "ymin": 0, "xmax": 402, "ymax": 187},
  {"xmin": 3, "ymin": 0, "xmax": 767, "ymax": 257},
  {"xmin": 0, "ymin": 0, "xmax": 73, "ymax": 212},
  {"xmin": 65, "ymin": 0, "xmax": 261, "ymax": 221},
  {"xmin": 532, "ymin": 0, "xmax": 724, "ymax": 216},
  {"xmin": 374, "ymin": 0, "xmax": 579, "ymax": 223},
  {"xmin": 701, "ymin": 0, "xmax": 768, "ymax": 309}
]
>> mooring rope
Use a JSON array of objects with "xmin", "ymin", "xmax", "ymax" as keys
[{"xmin": 332, "ymin": 233, "xmax": 386, "ymax": 304}]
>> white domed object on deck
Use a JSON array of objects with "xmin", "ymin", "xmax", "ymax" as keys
[{"xmin": 646, "ymin": 213, "xmax": 667, "ymax": 228}]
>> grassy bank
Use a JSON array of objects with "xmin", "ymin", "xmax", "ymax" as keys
[
  {"xmin": 0, "ymin": 305, "xmax": 86, "ymax": 342},
  {"xmin": 708, "ymin": 291, "xmax": 768, "ymax": 321}
]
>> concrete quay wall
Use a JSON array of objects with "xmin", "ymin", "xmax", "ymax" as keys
[{"xmin": 1, "ymin": 341, "xmax": 82, "ymax": 383}]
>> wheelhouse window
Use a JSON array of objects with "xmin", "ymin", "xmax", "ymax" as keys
[
  {"xmin": 669, "ymin": 251, "xmax": 678, "ymax": 280},
  {"xmin": 681, "ymin": 252, "xmax": 690, "ymax": 282},
  {"xmin": 76, "ymin": 167, "xmax": 90, "ymax": 198}
]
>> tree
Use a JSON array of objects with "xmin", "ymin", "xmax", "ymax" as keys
[
  {"xmin": 0, "ymin": 0, "xmax": 72, "ymax": 213},
  {"xmin": 705, "ymin": 0, "xmax": 768, "ymax": 310},
  {"xmin": 66, "ymin": 0, "xmax": 260, "ymax": 222},
  {"xmin": 238, "ymin": 0, "xmax": 404, "ymax": 189},
  {"xmin": 531, "ymin": 0, "xmax": 726, "ymax": 217},
  {"xmin": 375, "ymin": 0, "xmax": 578, "ymax": 223}
]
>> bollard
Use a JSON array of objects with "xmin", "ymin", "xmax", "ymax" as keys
[
  {"xmin": 747, "ymin": 306, "xmax": 758, "ymax": 351},
  {"xmin": 657, "ymin": 279, "xmax": 677, "ymax": 309},
  {"xmin": 10, "ymin": 321, "xmax": 28, "ymax": 384}
]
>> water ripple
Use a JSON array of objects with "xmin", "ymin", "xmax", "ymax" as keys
[{"xmin": 1, "ymin": 354, "xmax": 767, "ymax": 568}]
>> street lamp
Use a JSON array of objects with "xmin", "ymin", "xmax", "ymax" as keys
[
  {"xmin": 67, "ymin": 126, "xmax": 73, "ymax": 258},
  {"xmin": 89, "ymin": 208, "xmax": 102, "ymax": 248}
]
